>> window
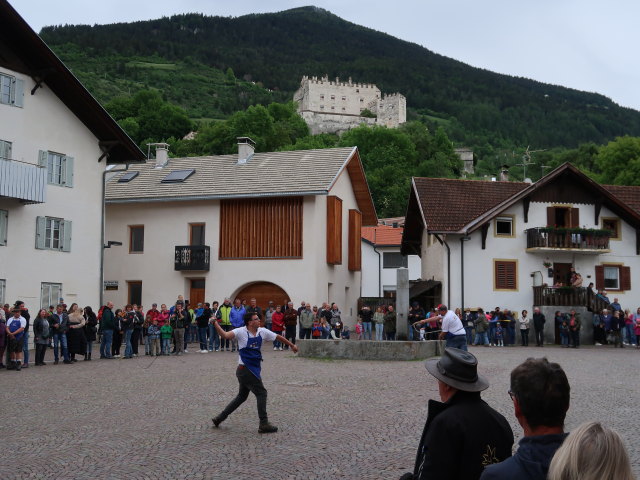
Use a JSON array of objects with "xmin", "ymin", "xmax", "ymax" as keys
[
  {"xmin": 0, "ymin": 139, "xmax": 12, "ymax": 160},
  {"xmin": 118, "ymin": 171, "xmax": 139, "ymax": 183},
  {"xmin": 38, "ymin": 150, "xmax": 74, "ymax": 187},
  {"xmin": 601, "ymin": 218, "xmax": 621, "ymax": 241},
  {"xmin": 494, "ymin": 215, "xmax": 515, "ymax": 237},
  {"xmin": 41, "ymin": 282, "xmax": 62, "ymax": 310},
  {"xmin": 596, "ymin": 264, "xmax": 631, "ymax": 291},
  {"xmin": 341, "ymin": 107, "xmax": 346, "ymax": 111},
  {"xmin": 161, "ymin": 169, "xmax": 195, "ymax": 183},
  {"xmin": 320, "ymin": 105, "xmax": 324, "ymax": 110},
  {"xmin": 331, "ymin": 106, "xmax": 335, "ymax": 110},
  {"xmin": 546, "ymin": 206, "xmax": 579, "ymax": 228},
  {"xmin": 127, "ymin": 281, "xmax": 142, "ymax": 306},
  {"xmin": 129, "ymin": 225, "xmax": 144, "ymax": 253},
  {"xmin": 360, "ymin": 98, "xmax": 364, "ymax": 103},
  {"xmin": 330, "ymin": 95, "xmax": 335, "ymax": 100},
  {"xmin": 342, "ymin": 96, "xmax": 346, "ymax": 101},
  {"xmin": 326, "ymin": 196, "xmax": 342, "ymax": 264},
  {"xmin": 320, "ymin": 95, "xmax": 324, "ymax": 100},
  {"xmin": 383, "ymin": 252, "xmax": 408, "ymax": 269},
  {"xmin": 0, "ymin": 209, "xmax": 7, "ymax": 245},
  {"xmin": 190, "ymin": 223, "xmax": 205, "ymax": 246},
  {"xmin": 0, "ymin": 279, "xmax": 5, "ymax": 305},
  {"xmin": 348, "ymin": 209, "xmax": 362, "ymax": 271},
  {"xmin": 0, "ymin": 73, "xmax": 24, "ymax": 107},
  {"xmin": 35, "ymin": 216, "xmax": 72, "ymax": 252},
  {"xmin": 494, "ymin": 259, "xmax": 518, "ymax": 291}
]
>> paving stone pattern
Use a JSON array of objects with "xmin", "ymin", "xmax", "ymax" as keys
[{"xmin": 1, "ymin": 344, "xmax": 639, "ymax": 479}]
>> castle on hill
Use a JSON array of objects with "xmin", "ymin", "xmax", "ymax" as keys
[{"xmin": 293, "ymin": 75, "xmax": 406, "ymax": 134}]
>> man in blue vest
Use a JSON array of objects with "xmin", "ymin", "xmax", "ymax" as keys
[{"xmin": 211, "ymin": 312, "xmax": 297, "ymax": 433}]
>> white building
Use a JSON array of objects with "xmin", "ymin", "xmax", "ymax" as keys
[
  {"xmin": 103, "ymin": 140, "xmax": 377, "ymax": 327},
  {"xmin": 293, "ymin": 75, "xmax": 406, "ymax": 135},
  {"xmin": 402, "ymin": 163, "xmax": 640, "ymax": 343},
  {"xmin": 0, "ymin": 1, "xmax": 145, "ymax": 311},
  {"xmin": 361, "ymin": 223, "xmax": 420, "ymax": 298}
]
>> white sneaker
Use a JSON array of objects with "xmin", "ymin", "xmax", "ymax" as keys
[
  {"xmin": 274, "ymin": 347, "xmax": 278, "ymax": 350},
  {"xmin": 595, "ymin": 342, "xmax": 602, "ymax": 346},
  {"xmin": 279, "ymin": 347, "xmax": 283, "ymax": 351},
  {"xmin": 184, "ymin": 349, "xmax": 188, "ymax": 353}
]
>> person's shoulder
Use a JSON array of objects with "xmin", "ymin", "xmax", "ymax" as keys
[{"xmin": 479, "ymin": 456, "xmax": 519, "ymax": 480}]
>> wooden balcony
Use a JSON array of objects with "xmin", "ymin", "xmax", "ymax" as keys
[
  {"xmin": 0, "ymin": 158, "xmax": 46, "ymax": 203},
  {"xmin": 174, "ymin": 245, "xmax": 210, "ymax": 271},
  {"xmin": 526, "ymin": 227, "xmax": 610, "ymax": 254},
  {"xmin": 533, "ymin": 286, "xmax": 609, "ymax": 312}
]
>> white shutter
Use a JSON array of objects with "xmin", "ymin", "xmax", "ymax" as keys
[
  {"xmin": 0, "ymin": 140, "xmax": 11, "ymax": 160},
  {"xmin": 63, "ymin": 156, "xmax": 74, "ymax": 187},
  {"xmin": 35, "ymin": 216, "xmax": 46, "ymax": 249},
  {"xmin": 0, "ymin": 210, "xmax": 7, "ymax": 246},
  {"xmin": 38, "ymin": 150, "xmax": 48, "ymax": 167},
  {"xmin": 13, "ymin": 78, "xmax": 24, "ymax": 108},
  {"xmin": 61, "ymin": 220, "xmax": 72, "ymax": 252}
]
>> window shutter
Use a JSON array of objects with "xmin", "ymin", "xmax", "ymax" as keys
[
  {"xmin": 620, "ymin": 266, "xmax": 631, "ymax": 291},
  {"xmin": 0, "ymin": 210, "xmax": 7, "ymax": 246},
  {"xmin": 595, "ymin": 265, "xmax": 604, "ymax": 290},
  {"xmin": 63, "ymin": 156, "xmax": 74, "ymax": 187},
  {"xmin": 570, "ymin": 208, "xmax": 580, "ymax": 228},
  {"xmin": 0, "ymin": 140, "xmax": 11, "ymax": 160},
  {"xmin": 61, "ymin": 220, "xmax": 72, "ymax": 252},
  {"xmin": 38, "ymin": 150, "xmax": 48, "ymax": 167},
  {"xmin": 35, "ymin": 216, "xmax": 46, "ymax": 249},
  {"xmin": 546, "ymin": 207, "xmax": 554, "ymax": 227},
  {"xmin": 348, "ymin": 209, "xmax": 362, "ymax": 271},
  {"xmin": 495, "ymin": 261, "xmax": 517, "ymax": 290},
  {"xmin": 13, "ymin": 78, "xmax": 24, "ymax": 108},
  {"xmin": 326, "ymin": 196, "xmax": 343, "ymax": 265}
]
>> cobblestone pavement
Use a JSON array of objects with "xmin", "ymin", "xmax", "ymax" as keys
[{"xmin": 2, "ymin": 343, "xmax": 639, "ymax": 479}]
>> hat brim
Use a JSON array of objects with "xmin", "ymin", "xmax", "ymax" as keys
[{"xmin": 425, "ymin": 358, "xmax": 490, "ymax": 392}]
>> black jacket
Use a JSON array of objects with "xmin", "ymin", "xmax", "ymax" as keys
[
  {"xmin": 411, "ymin": 391, "xmax": 514, "ymax": 480},
  {"xmin": 480, "ymin": 433, "xmax": 568, "ymax": 480},
  {"xmin": 533, "ymin": 313, "xmax": 546, "ymax": 330}
]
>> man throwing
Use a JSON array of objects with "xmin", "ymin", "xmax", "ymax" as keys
[
  {"xmin": 413, "ymin": 304, "xmax": 467, "ymax": 351},
  {"xmin": 212, "ymin": 313, "xmax": 298, "ymax": 433}
]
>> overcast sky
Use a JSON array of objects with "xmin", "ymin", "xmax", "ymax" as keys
[{"xmin": 11, "ymin": 0, "xmax": 640, "ymax": 111}]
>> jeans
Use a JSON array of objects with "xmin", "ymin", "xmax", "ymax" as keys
[
  {"xmin": 86, "ymin": 339, "xmax": 93, "ymax": 354},
  {"xmin": 124, "ymin": 329, "xmax": 133, "ymax": 358},
  {"xmin": 198, "ymin": 327, "xmax": 208, "ymax": 350},
  {"xmin": 100, "ymin": 330, "xmax": 113, "ymax": 358},
  {"xmin": 560, "ymin": 331, "xmax": 569, "ymax": 346},
  {"xmin": 375, "ymin": 323, "xmax": 384, "ymax": 341},
  {"xmin": 488, "ymin": 323, "xmax": 497, "ymax": 344},
  {"xmin": 474, "ymin": 331, "xmax": 489, "ymax": 345},
  {"xmin": 144, "ymin": 334, "xmax": 151, "ymax": 354},
  {"xmin": 465, "ymin": 326, "xmax": 474, "ymax": 345},
  {"xmin": 162, "ymin": 338, "xmax": 171, "ymax": 354},
  {"xmin": 208, "ymin": 323, "xmax": 220, "ymax": 350},
  {"xmin": 407, "ymin": 323, "xmax": 414, "ymax": 341},
  {"xmin": 217, "ymin": 366, "xmax": 269, "ymax": 424},
  {"xmin": 22, "ymin": 331, "xmax": 30, "ymax": 365},
  {"xmin": 625, "ymin": 324, "xmax": 636, "ymax": 344},
  {"xmin": 520, "ymin": 329, "xmax": 529, "ymax": 346},
  {"xmin": 445, "ymin": 334, "xmax": 468, "ymax": 351},
  {"xmin": 363, "ymin": 322, "xmax": 372, "ymax": 340},
  {"xmin": 273, "ymin": 337, "xmax": 281, "ymax": 349},
  {"xmin": 52, "ymin": 332, "xmax": 69, "ymax": 362}
]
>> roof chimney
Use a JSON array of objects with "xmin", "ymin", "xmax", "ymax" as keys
[
  {"xmin": 148, "ymin": 142, "xmax": 170, "ymax": 168},
  {"xmin": 237, "ymin": 137, "xmax": 256, "ymax": 165}
]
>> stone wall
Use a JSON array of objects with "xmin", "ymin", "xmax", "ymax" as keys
[{"xmin": 296, "ymin": 338, "xmax": 445, "ymax": 360}]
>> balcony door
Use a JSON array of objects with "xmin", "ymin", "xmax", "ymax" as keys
[
  {"xmin": 547, "ymin": 206, "xmax": 579, "ymax": 228},
  {"xmin": 190, "ymin": 279, "xmax": 205, "ymax": 306},
  {"xmin": 553, "ymin": 263, "xmax": 572, "ymax": 287}
]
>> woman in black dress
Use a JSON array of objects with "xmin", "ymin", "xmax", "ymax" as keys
[
  {"xmin": 84, "ymin": 306, "xmax": 98, "ymax": 361},
  {"xmin": 67, "ymin": 303, "xmax": 87, "ymax": 362},
  {"xmin": 112, "ymin": 309, "xmax": 123, "ymax": 357}
]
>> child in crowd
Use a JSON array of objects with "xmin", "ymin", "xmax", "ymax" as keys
[
  {"xmin": 355, "ymin": 318, "xmax": 364, "ymax": 340},
  {"xmin": 147, "ymin": 319, "xmax": 161, "ymax": 356},
  {"xmin": 340, "ymin": 324, "xmax": 350, "ymax": 340},
  {"xmin": 495, "ymin": 322, "xmax": 504, "ymax": 347},
  {"xmin": 160, "ymin": 321, "xmax": 173, "ymax": 355},
  {"xmin": 559, "ymin": 317, "xmax": 569, "ymax": 347},
  {"xmin": 312, "ymin": 317, "xmax": 323, "ymax": 339}
]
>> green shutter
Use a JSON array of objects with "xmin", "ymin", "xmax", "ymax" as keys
[
  {"xmin": 0, "ymin": 210, "xmax": 7, "ymax": 246},
  {"xmin": 63, "ymin": 156, "xmax": 74, "ymax": 187},
  {"xmin": 35, "ymin": 216, "xmax": 46, "ymax": 249},
  {"xmin": 13, "ymin": 79, "xmax": 24, "ymax": 108},
  {"xmin": 61, "ymin": 220, "xmax": 72, "ymax": 252}
]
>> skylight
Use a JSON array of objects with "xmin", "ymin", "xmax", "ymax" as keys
[
  {"xmin": 117, "ymin": 171, "xmax": 139, "ymax": 183},
  {"xmin": 161, "ymin": 169, "xmax": 195, "ymax": 183}
]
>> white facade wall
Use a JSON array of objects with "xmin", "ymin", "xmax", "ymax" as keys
[
  {"xmin": 0, "ymin": 67, "xmax": 104, "ymax": 311},
  {"xmin": 294, "ymin": 76, "xmax": 381, "ymax": 116},
  {"xmin": 361, "ymin": 242, "xmax": 420, "ymax": 297},
  {"xmin": 104, "ymin": 167, "xmax": 363, "ymax": 326},
  {"xmin": 437, "ymin": 201, "xmax": 640, "ymax": 313}
]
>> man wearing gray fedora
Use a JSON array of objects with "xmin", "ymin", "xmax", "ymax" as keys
[{"xmin": 401, "ymin": 348, "xmax": 514, "ymax": 480}]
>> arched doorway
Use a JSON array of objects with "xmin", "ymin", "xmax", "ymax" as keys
[{"xmin": 233, "ymin": 282, "xmax": 291, "ymax": 311}]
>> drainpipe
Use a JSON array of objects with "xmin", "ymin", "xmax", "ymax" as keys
[
  {"xmin": 100, "ymin": 164, "xmax": 130, "ymax": 307},
  {"xmin": 373, "ymin": 229, "xmax": 382, "ymax": 297},
  {"xmin": 460, "ymin": 234, "xmax": 471, "ymax": 311},
  {"xmin": 433, "ymin": 233, "xmax": 451, "ymax": 305}
]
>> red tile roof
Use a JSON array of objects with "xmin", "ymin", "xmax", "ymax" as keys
[
  {"xmin": 604, "ymin": 185, "xmax": 640, "ymax": 214},
  {"xmin": 413, "ymin": 177, "xmax": 529, "ymax": 232},
  {"xmin": 362, "ymin": 225, "xmax": 404, "ymax": 246}
]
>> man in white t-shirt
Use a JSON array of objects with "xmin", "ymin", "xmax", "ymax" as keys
[
  {"xmin": 6, "ymin": 307, "xmax": 27, "ymax": 371},
  {"xmin": 212, "ymin": 312, "xmax": 298, "ymax": 433},
  {"xmin": 414, "ymin": 304, "xmax": 468, "ymax": 351}
]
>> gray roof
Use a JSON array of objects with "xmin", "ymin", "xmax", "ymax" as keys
[{"xmin": 105, "ymin": 147, "xmax": 357, "ymax": 203}]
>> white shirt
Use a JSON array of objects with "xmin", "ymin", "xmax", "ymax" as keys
[
  {"xmin": 441, "ymin": 310, "xmax": 465, "ymax": 335},
  {"xmin": 232, "ymin": 326, "xmax": 277, "ymax": 365}
]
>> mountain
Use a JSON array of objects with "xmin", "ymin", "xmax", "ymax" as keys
[{"xmin": 40, "ymin": 6, "xmax": 640, "ymax": 149}]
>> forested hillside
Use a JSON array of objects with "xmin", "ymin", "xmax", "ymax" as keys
[{"xmin": 41, "ymin": 6, "xmax": 640, "ymax": 151}]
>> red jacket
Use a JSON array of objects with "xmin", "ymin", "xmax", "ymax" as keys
[{"xmin": 271, "ymin": 312, "xmax": 285, "ymax": 332}]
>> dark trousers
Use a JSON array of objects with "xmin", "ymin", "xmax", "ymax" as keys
[
  {"xmin": 131, "ymin": 329, "xmax": 141, "ymax": 355},
  {"xmin": 112, "ymin": 330, "xmax": 122, "ymax": 356},
  {"xmin": 534, "ymin": 328, "xmax": 544, "ymax": 346},
  {"xmin": 285, "ymin": 325, "xmax": 296, "ymax": 347},
  {"xmin": 520, "ymin": 329, "xmax": 529, "ymax": 346},
  {"xmin": 218, "ymin": 366, "xmax": 268, "ymax": 424},
  {"xmin": 299, "ymin": 327, "xmax": 311, "ymax": 339},
  {"xmin": 220, "ymin": 325, "xmax": 232, "ymax": 350},
  {"xmin": 594, "ymin": 325, "xmax": 606, "ymax": 344},
  {"xmin": 570, "ymin": 330, "xmax": 580, "ymax": 347},
  {"xmin": 35, "ymin": 344, "xmax": 47, "ymax": 364}
]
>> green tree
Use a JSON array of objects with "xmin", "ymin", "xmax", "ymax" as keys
[{"xmin": 595, "ymin": 136, "xmax": 640, "ymax": 184}]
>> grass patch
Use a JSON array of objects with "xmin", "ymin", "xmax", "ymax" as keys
[{"xmin": 127, "ymin": 61, "xmax": 178, "ymax": 70}]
